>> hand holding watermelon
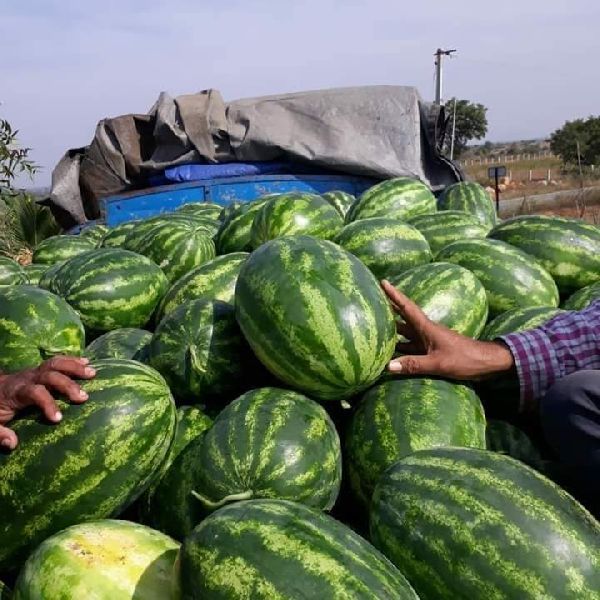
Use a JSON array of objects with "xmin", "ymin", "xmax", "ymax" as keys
[
  {"xmin": 0, "ymin": 357, "xmax": 95, "ymax": 451},
  {"xmin": 382, "ymin": 280, "xmax": 514, "ymax": 379}
]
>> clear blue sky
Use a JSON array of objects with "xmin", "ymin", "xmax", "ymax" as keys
[{"xmin": 2, "ymin": 0, "xmax": 599, "ymax": 186}]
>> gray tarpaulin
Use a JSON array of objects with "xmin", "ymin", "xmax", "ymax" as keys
[{"xmin": 47, "ymin": 86, "xmax": 461, "ymax": 227}]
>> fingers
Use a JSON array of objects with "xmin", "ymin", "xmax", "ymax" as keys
[
  {"xmin": 38, "ymin": 371, "xmax": 88, "ymax": 404},
  {"xmin": 396, "ymin": 322, "xmax": 415, "ymax": 339},
  {"xmin": 381, "ymin": 280, "xmax": 431, "ymax": 332},
  {"xmin": 40, "ymin": 356, "xmax": 96, "ymax": 380},
  {"xmin": 387, "ymin": 354, "xmax": 442, "ymax": 376},
  {"xmin": 16, "ymin": 384, "xmax": 62, "ymax": 423},
  {"xmin": 396, "ymin": 341, "xmax": 425, "ymax": 355},
  {"xmin": 0, "ymin": 425, "xmax": 18, "ymax": 451}
]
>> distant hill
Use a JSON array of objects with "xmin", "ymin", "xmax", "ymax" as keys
[{"xmin": 462, "ymin": 139, "xmax": 551, "ymax": 159}]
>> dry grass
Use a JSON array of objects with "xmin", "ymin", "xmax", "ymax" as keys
[{"xmin": 464, "ymin": 156, "xmax": 561, "ymax": 181}]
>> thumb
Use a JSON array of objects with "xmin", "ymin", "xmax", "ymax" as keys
[
  {"xmin": 0, "ymin": 425, "xmax": 18, "ymax": 451},
  {"xmin": 387, "ymin": 354, "xmax": 441, "ymax": 377}
]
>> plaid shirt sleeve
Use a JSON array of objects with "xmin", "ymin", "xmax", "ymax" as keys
[{"xmin": 500, "ymin": 298, "xmax": 600, "ymax": 411}]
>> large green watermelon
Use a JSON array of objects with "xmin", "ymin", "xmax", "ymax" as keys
[
  {"xmin": 13, "ymin": 520, "xmax": 179, "ymax": 600},
  {"xmin": 180, "ymin": 499, "xmax": 418, "ymax": 599},
  {"xmin": 191, "ymin": 387, "xmax": 341, "ymax": 515},
  {"xmin": 0, "ymin": 256, "xmax": 27, "ymax": 286},
  {"xmin": 79, "ymin": 223, "xmax": 109, "ymax": 245},
  {"xmin": 101, "ymin": 221, "xmax": 138, "ymax": 248},
  {"xmin": 388, "ymin": 262, "xmax": 488, "ymax": 337},
  {"xmin": 335, "ymin": 217, "xmax": 432, "ymax": 279},
  {"xmin": 346, "ymin": 177, "xmax": 436, "ymax": 222},
  {"xmin": 370, "ymin": 447, "xmax": 600, "ymax": 599},
  {"xmin": 124, "ymin": 218, "xmax": 216, "ymax": 283},
  {"xmin": 321, "ymin": 190, "xmax": 356, "ymax": 218},
  {"xmin": 438, "ymin": 181, "xmax": 497, "ymax": 228},
  {"xmin": 215, "ymin": 199, "xmax": 268, "ymax": 254},
  {"xmin": 346, "ymin": 378, "xmax": 486, "ymax": 507},
  {"xmin": 436, "ymin": 238, "xmax": 559, "ymax": 316},
  {"xmin": 563, "ymin": 281, "xmax": 600, "ymax": 311},
  {"xmin": 0, "ymin": 359, "xmax": 176, "ymax": 571},
  {"xmin": 148, "ymin": 299, "xmax": 261, "ymax": 402},
  {"xmin": 481, "ymin": 306, "xmax": 563, "ymax": 341},
  {"xmin": 0, "ymin": 286, "xmax": 84, "ymax": 372},
  {"xmin": 157, "ymin": 252, "xmax": 249, "ymax": 321},
  {"xmin": 176, "ymin": 202, "xmax": 223, "ymax": 220},
  {"xmin": 250, "ymin": 192, "xmax": 343, "ymax": 249},
  {"xmin": 235, "ymin": 236, "xmax": 396, "ymax": 401},
  {"xmin": 23, "ymin": 264, "xmax": 47, "ymax": 286},
  {"xmin": 48, "ymin": 248, "xmax": 168, "ymax": 331},
  {"xmin": 407, "ymin": 210, "xmax": 490, "ymax": 254},
  {"xmin": 32, "ymin": 235, "xmax": 95, "ymax": 265},
  {"xmin": 84, "ymin": 328, "xmax": 152, "ymax": 361},
  {"xmin": 36, "ymin": 261, "xmax": 64, "ymax": 291},
  {"xmin": 486, "ymin": 419, "xmax": 545, "ymax": 472},
  {"xmin": 488, "ymin": 215, "xmax": 600, "ymax": 295}
]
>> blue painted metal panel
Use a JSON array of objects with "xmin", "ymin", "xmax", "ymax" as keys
[{"xmin": 102, "ymin": 174, "xmax": 377, "ymax": 227}]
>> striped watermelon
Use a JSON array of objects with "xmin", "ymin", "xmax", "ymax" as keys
[
  {"xmin": 124, "ymin": 218, "xmax": 216, "ymax": 283},
  {"xmin": 84, "ymin": 328, "xmax": 152, "ymax": 361},
  {"xmin": 156, "ymin": 252, "xmax": 249, "ymax": 321},
  {"xmin": 79, "ymin": 223, "xmax": 109, "ymax": 245},
  {"xmin": 322, "ymin": 190, "xmax": 356, "ymax": 217},
  {"xmin": 32, "ymin": 235, "xmax": 95, "ymax": 265},
  {"xmin": 481, "ymin": 306, "xmax": 563, "ymax": 340},
  {"xmin": 215, "ymin": 199, "xmax": 268, "ymax": 254},
  {"xmin": 335, "ymin": 218, "xmax": 432, "ymax": 279},
  {"xmin": 176, "ymin": 202, "xmax": 223, "ymax": 220},
  {"xmin": 0, "ymin": 286, "xmax": 84, "ymax": 372},
  {"xmin": 436, "ymin": 238, "xmax": 559, "ymax": 316},
  {"xmin": 0, "ymin": 256, "xmax": 26, "ymax": 286},
  {"xmin": 148, "ymin": 299, "xmax": 261, "ymax": 402},
  {"xmin": 13, "ymin": 520, "xmax": 179, "ymax": 600},
  {"xmin": 488, "ymin": 215, "xmax": 600, "ymax": 295},
  {"xmin": 486, "ymin": 419, "xmax": 545, "ymax": 472},
  {"xmin": 250, "ymin": 192, "xmax": 343, "ymax": 249},
  {"xmin": 346, "ymin": 378, "xmax": 485, "ymax": 507},
  {"xmin": 0, "ymin": 582, "xmax": 8, "ymax": 599},
  {"xmin": 346, "ymin": 177, "xmax": 436, "ymax": 222},
  {"xmin": 101, "ymin": 221, "xmax": 138, "ymax": 248},
  {"xmin": 563, "ymin": 281, "xmax": 600, "ymax": 311},
  {"xmin": 388, "ymin": 262, "xmax": 488, "ymax": 337},
  {"xmin": 235, "ymin": 236, "xmax": 396, "ymax": 401},
  {"xmin": 0, "ymin": 359, "xmax": 176, "ymax": 571},
  {"xmin": 37, "ymin": 261, "xmax": 64, "ymax": 291},
  {"xmin": 370, "ymin": 447, "xmax": 600, "ymax": 599},
  {"xmin": 180, "ymin": 499, "xmax": 418, "ymax": 599},
  {"xmin": 191, "ymin": 387, "xmax": 341, "ymax": 515},
  {"xmin": 438, "ymin": 181, "xmax": 497, "ymax": 228},
  {"xmin": 218, "ymin": 201, "xmax": 242, "ymax": 223},
  {"xmin": 23, "ymin": 263, "xmax": 47, "ymax": 286},
  {"xmin": 48, "ymin": 248, "xmax": 168, "ymax": 331},
  {"xmin": 407, "ymin": 210, "xmax": 490, "ymax": 254}
]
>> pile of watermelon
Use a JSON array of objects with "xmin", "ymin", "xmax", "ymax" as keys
[{"xmin": 1, "ymin": 180, "xmax": 600, "ymax": 599}]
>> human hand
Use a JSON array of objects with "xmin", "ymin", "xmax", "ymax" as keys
[
  {"xmin": 381, "ymin": 280, "xmax": 514, "ymax": 379},
  {"xmin": 0, "ymin": 356, "xmax": 96, "ymax": 450}
]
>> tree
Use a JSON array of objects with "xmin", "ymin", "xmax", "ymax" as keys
[
  {"xmin": 550, "ymin": 116, "xmax": 600, "ymax": 166},
  {"xmin": 0, "ymin": 118, "xmax": 38, "ymax": 190},
  {"xmin": 443, "ymin": 99, "xmax": 488, "ymax": 158}
]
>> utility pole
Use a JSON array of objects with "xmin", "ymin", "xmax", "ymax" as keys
[{"xmin": 434, "ymin": 48, "xmax": 457, "ymax": 105}]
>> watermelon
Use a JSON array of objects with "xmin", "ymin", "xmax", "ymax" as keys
[
  {"xmin": 407, "ymin": 210, "xmax": 490, "ymax": 254},
  {"xmin": 563, "ymin": 281, "xmax": 600, "ymax": 311},
  {"xmin": 0, "ymin": 286, "xmax": 84, "ymax": 372},
  {"xmin": 180, "ymin": 499, "xmax": 418, "ymax": 599},
  {"xmin": 13, "ymin": 520, "xmax": 179, "ymax": 600},
  {"xmin": 488, "ymin": 215, "xmax": 600, "ymax": 295},
  {"xmin": 347, "ymin": 378, "xmax": 485, "ymax": 507},
  {"xmin": 388, "ymin": 262, "xmax": 488, "ymax": 337},
  {"xmin": 148, "ymin": 299, "xmax": 261, "ymax": 402},
  {"xmin": 481, "ymin": 306, "xmax": 563, "ymax": 341},
  {"xmin": 486, "ymin": 419, "xmax": 545, "ymax": 472},
  {"xmin": 176, "ymin": 202, "xmax": 223, "ymax": 220},
  {"xmin": 101, "ymin": 221, "xmax": 138, "ymax": 248},
  {"xmin": 335, "ymin": 217, "xmax": 432, "ymax": 279},
  {"xmin": 322, "ymin": 190, "xmax": 356, "ymax": 217},
  {"xmin": 346, "ymin": 177, "xmax": 436, "ymax": 222},
  {"xmin": 370, "ymin": 447, "xmax": 600, "ymax": 599},
  {"xmin": 218, "ymin": 201, "xmax": 242, "ymax": 223},
  {"xmin": 235, "ymin": 236, "xmax": 396, "ymax": 401},
  {"xmin": 124, "ymin": 218, "xmax": 216, "ymax": 283},
  {"xmin": 215, "ymin": 199, "xmax": 268, "ymax": 254},
  {"xmin": 23, "ymin": 263, "xmax": 47, "ymax": 286},
  {"xmin": 191, "ymin": 387, "xmax": 341, "ymax": 515},
  {"xmin": 32, "ymin": 235, "xmax": 95, "ymax": 265},
  {"xmin": 438, "ymin": 181, "xmax": 497, "ymax": 228},
  {"xmin": 84, "ymin": 328, "xmax": 152, "ymax": 361},
  {"xmin": 436, "ymin": 238, "xmax": 559, "ymax": 316},
  {"xmin": 37, "ymin": 261, "xmax": 64, "ymax": 291},
  {"xmin": 0, "ymin": 359, "xmax": 176, "ymax": 571},
  {"xmin": 79, "ymin": 223, "xmax": 109, "ymax": 245},
  {"xmin": 250, "ymin": 192, "xmax": 343, "ymax": 249},
  {"xmin": 0, "ymin": 256, "xmax": 26, "ymax": 286},
  {"xmin": 156, "ymin": 252, "xmax": 248, "ymax": 321},
  {"xmin": 48, "ymin": 248, "xmax": 168, "ymax": 331},
  {"xmin": 0, "ymin": 582, "xmax": 8, "ymax": 599}
]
